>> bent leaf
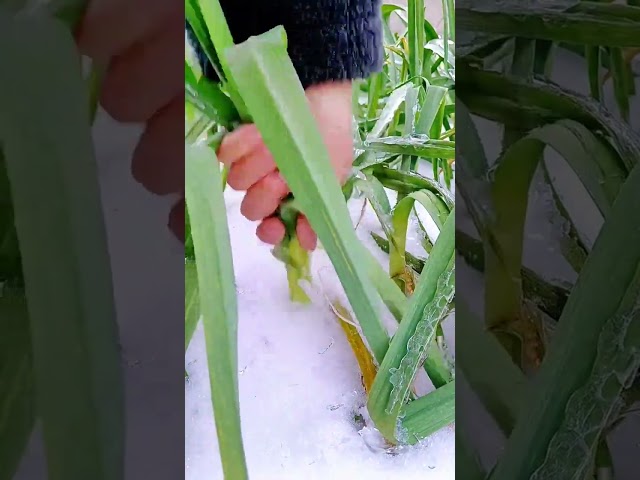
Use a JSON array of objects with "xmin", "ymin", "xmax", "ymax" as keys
[
  {"xmin": 185, "ymin": 144, "xmax": 248, "ymax": 480},
  {"xmin": 0, "ymin": 13, "xmax": 124, "ymax": 479}
]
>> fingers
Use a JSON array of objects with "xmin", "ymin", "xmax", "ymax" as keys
[
  {"xmin": 257, "ymin": 216, "xmax": 317, "ymax": 252},
  {"xmin": 296, "ymin": 216, "xmax": 317, "ymax": 251},
  {"xmin": 131, "ymin": 96, "xmax": 183, "ymax": 195},
  {"xmin": 217, "ymin": 125, "xmax": 263, "ymax": 166},
  {"xmin": 168, "ymin": 197, "xmax": 185, "ymax": 243},
  {"xmin": 100, "ymin": 19, "xmax": 183, "ymax": 122},
  {"xmin": 226, "ymin": 144, "xmax": 276, "ymax": 191},
  {"xmin": 220, "ymin": 131, "xmax": 318, "ymax": 250},
  {"xmin": 240, "ymin": 171, "xmax": 289, "ymax": 221},
  {"xmin": 256, "ymin": 217, "xmax": 285, "ymax": 245},
  {"xmin": 219, "ymin": 125, "xmax": 277, "ymax": 191},
  {"xmin": 77, "ymin": 0, "xmax": 181, "ymax": 62}
]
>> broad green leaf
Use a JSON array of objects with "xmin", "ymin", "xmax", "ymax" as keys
[
  {"xmin": 389, "ymin": 190, "xmax": 449, "ymax": 282},
  {"xmin": 185, "ymin": 144, "xmax": 248, "ymax": 480},
  {"xmin": 197, "ymin": 0, "xmax": 248, "ymax": 118},
  {"xmin": 401, "ymin": 380, "xmax": 455, "ymax": 444},
  {"xmin": 502, "ymin": 38, "xmax": 535, "ymax": 151},
  {"xmin": 0, "ymin": 291, "xmax": 35, "ymax": 479},
  {"xmin": 407, "ymin": 0, "xmax": 425, "ymax": 81},
  {"xmin": 403, "ymin": 85, "xmax": 421, "ymax": 135},
  {"xmin": 362, "ymin": 243, "xmax": 452, "ymax": 388},
  {"xmin": 364, "ymin": 135, "xmax": 455, "ymax": 159},
  {"xmin": 371, "ymin": 232, "xmax": 425, "ymax": 275},
  {"xmin": 367, "ymin": 84, "xmax": 411, "ymax": 140},
  {"xmin": 200, "ymin": 6, "xmax": 310, "ymax": 302},
  {"xmin": 538, "ymin": 120, "xmax": 624, "ymax": 216},
  {"xmin": 185, "ymin": 0, "xmax": 224, "ymax": 80},
  {"xmin": 531, "ymin": 266, "xmax": 640, "ymax": 479},
  {"xmin": 457, "ymin": 5, "xmax": 640, "ymax": 48},
  {"xmin": 225, "ymin": 26, "xmax": 391, "ymax": 364},
  {"xmin": 608, "ymin": 46, "xmax": 631, "ymax": 121},
  {"xmin": 381, "ymin": 3, "xmax": 406, "ymax": 20},
  {"xmin": 362, "ymin": 247, "xmax": 407, "ymax": 322},
  {"xmin": 399, "ymin": 85, "xmax": 420, "ymax": 172},
  {"xmin": 586, "ymin": 46, "xmax": 602, "ymax": 101},
  {"xmin": 416, "ymin": 85, "xmax": 448, "ymax": 135},
  {"xmin": 366, "ymin": 72, "xmax": 385, "ymax": 122},
  {"xmin": 424, "ymin": 39, "xmax": 456, "ymax": 67},
  {"xmin": 455, "ymin": 99, "xmax": 498, "ymax": 246},
  {"xmin": 0, "ymin": 13, "xmax": 124, "ymax": 479},
  {"xmin": 185, "ymin": 59, "xmax": 199, "ymax": 88},
  {"xmin": 191, "ymin": 78, "xmax": 238, "ymax": 128},
  {"xmin": 185, "ymin": 260, "xmax": 200, "ymax": 352},
  {"xmin": 353, "ymin": 176, "xmax": 394, "ymax": 244},
  {"xmin": 185, "ymin": 112, "xmax": 214, "ymax": 144},
  {"xmin": 369, "ymin": 165, "xmax": 454, "ymax": 209},
  {"xmin": 539, "ymin": 162, "xmax": 589, "ymax": 274},
  {"xmin": 441, "ymin": 0, "xmax": 455, "ymax": 42},
  {"xmin": 455, "ymin": 100, "xmax": 487, "ymax": 176},
  {"xmin": 380, "ymin": 7, "xmax": 402, "ymax": 85}
]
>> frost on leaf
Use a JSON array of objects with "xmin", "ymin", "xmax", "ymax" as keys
[
  {"xmin": 531, "ymin": 301, "xmax": 640, "ymax": 480},
  {"xmin": 386, "ymin": 258, "xmax": 455, "ymax": 415}
]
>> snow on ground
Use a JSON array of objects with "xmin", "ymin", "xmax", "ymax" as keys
[{"xmin": 185, "ymin": 188, "xmax": 455, "ymax": 480}]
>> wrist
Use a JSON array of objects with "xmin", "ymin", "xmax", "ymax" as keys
[
  {"xmin": 305, "ymin": 80, "xmax": 353, "ymax": 125},
  {"xmin": 305, "ymin": 81, "xmax": 354, "ymax": 183}
]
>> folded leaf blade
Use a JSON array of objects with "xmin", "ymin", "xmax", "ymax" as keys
[{"xmin": 225, "ymin": 26, "xmax": 391, "ymax": 364}]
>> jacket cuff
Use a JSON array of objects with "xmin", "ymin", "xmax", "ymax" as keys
[{"xmin": 286, "ymin": 0, "xmax": 383, "ymax": 88}]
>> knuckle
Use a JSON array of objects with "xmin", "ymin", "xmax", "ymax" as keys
[{"xmin": 264, "ymin": 172, "xmax": 288, "ymax": 198}]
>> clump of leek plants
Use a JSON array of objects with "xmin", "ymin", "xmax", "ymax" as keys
[
  {"xmin": 456, "ymin": 1, "xmax": 640, "ymax": 478},
  {"xmin": 0, "ymin": 2, "xmax": 124, "ymax": 479},
  {"xmin": 185, "ymin": 1, "xmax": 456, "ymax": 478}
]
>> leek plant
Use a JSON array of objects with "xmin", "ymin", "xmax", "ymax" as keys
[
  {"xmin": 457, "ymin": 0, "xmax": 640, "ymax": 477},
  {"xmin": 0, "ymin": 2, "xmax": 124, "ymax": 479},
  {"xmin": 185, "ymin": 0, "xmax": 456, "ymax": 477}
]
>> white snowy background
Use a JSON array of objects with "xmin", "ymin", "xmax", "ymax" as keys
[{"xmin": 184, "ymin": 188, "xmax": 456, "ymax": 480}]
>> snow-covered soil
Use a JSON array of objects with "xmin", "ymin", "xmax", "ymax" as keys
[{"xmin": 185, "ymin": 188, "xmax": 455, "ymax": 480}]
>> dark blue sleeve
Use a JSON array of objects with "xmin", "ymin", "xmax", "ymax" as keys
[{"xmin": 186, "ymin": 0, "xmax": 383, "ymax": 88}]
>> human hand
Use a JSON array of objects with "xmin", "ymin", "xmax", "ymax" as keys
[
  {"xmin": 218, "ymin": 80, "xmax": 354, "ymax": 251},
  {"xmin": 76, "ymin": 0, "xmax": 185, "ymax": 240}
]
